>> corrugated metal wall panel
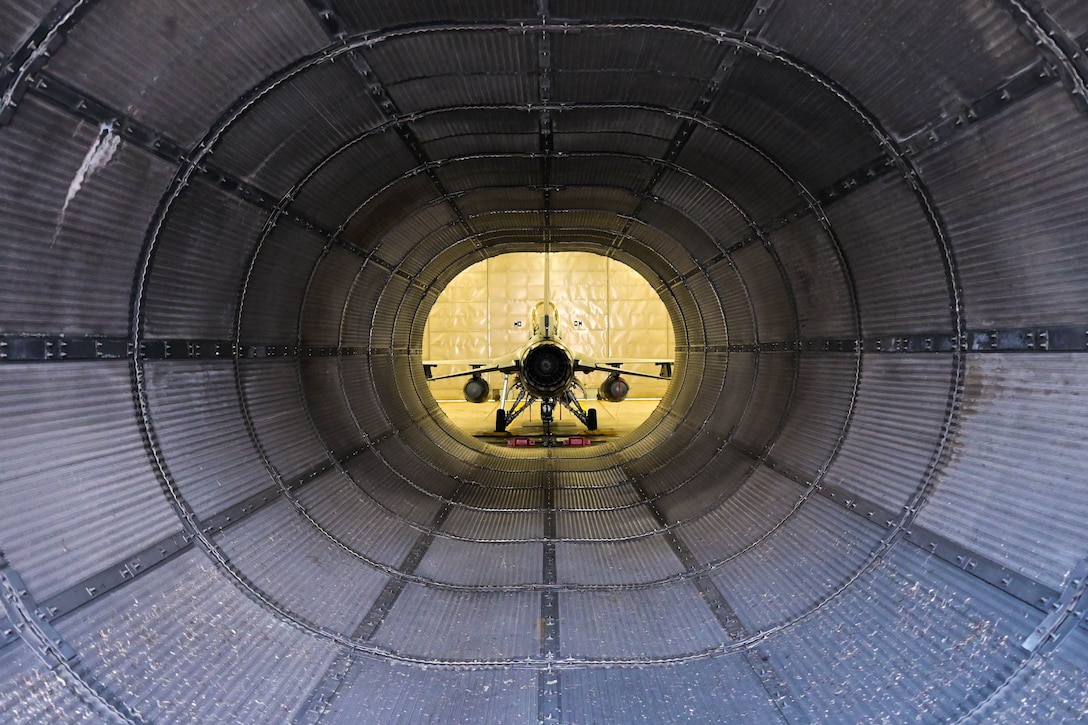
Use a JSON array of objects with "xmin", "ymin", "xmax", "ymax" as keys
[
  {"xmin": 391, "ymin": 73, "xmax": 537, "ymax": 113},
  {"xmin": 144, "ymin": 361, "xmax": 274, "ymax": 518},
  {"xmin": 377, "ymin": 206, "xmax": 460, "ymax": 270},
  {"xmin": 435, "ymin": 155, "xmax": 542, "ymax": 193},
  {"xmin": 340, "ymin": 452, "xmax": 444, "ymax": 526},
  {"xmin": 0, "ymin": 364, "xmax": 178, "ymax": 599},
  {"xmin": 556, "ymin": 537, "xmax": 684, "ymax": 585},
  {"xmin": 300, "ymin": 357, "xmax": 366, "ymax": 459},
  {"xmin": 46, "ymin": 0, "xmax": 329, "ymax": 145},
  {"xmin": 763, "ymin": 0, "xmax": 1037, "ymax": 137},
  {"xmin": 0, "ymin": 1, "xmax": 53, "ymax": 53},
  {"xmin": 710, "ymin": 494, "xmax": 885, "ymax": 631},
  {"xmin": 770, "ymin": 215, "xmax": 857, "ymax": 339},
  {"xmin": 214, "ymin": 498, "xmax": 388, "ymax": 634},
  {"xmin": 551, "ymin": 154, "xmax": 656, "ymax": 192},
  {"xmin": 678, "ymin": 126, "xmax": 802, "ymax": 228},
  {"xmin": 561, "ymin": 655, "xmax": 784, "ymax": 725},
  {"xmin": 372, "ymin": 437, "xmax": 459, "ymax": 499},
  {"xmin": 326, "ymin": 657, "xmax": 538, "ymax": 724},
  {"xmin": 560, "ymin": 582, "xmax": 725, "ymax": 658},
  {"xmin": 678, "ymin": 466, "xmax": 801, "ymax": 565},
  {"xmin": 295, "ymin": 471, "xmax": 420, "ymax": 568},
  {"xmin": 762, "ymin": 543, "xmax": 1040, "ymax": 723},
  {"xmin": 731, "ymin": 352, "xmax": 796, "ymax": 454},
  {"xmin": 688, "ymin": 274, "xmax": 728, "ymax": 346},
  {"xmin": 551, "ymin": 185, "xmax": 641, "ymax": 215},
  {"xmin": 1048, "ymin": 0, "xmax": 1088, "ymax": 35},
  {"xmin": 768, "ymin": 355, "xmax": 857, "ymax": 481},
  {"xmin": 370, "ymin": 275, "xmax": 410, "ymax": 349},
  {"xmin": 372, "ymin": 586, "xmax": 539, "ymax": 659},
  {"xmin": 341, "ymin": 175, "xmax": 441, "ymax": 249},
  {"xmin": 341, "ymin": 262, "xmax": 389, "ymax": 347},
  {"xmin": 413, "ymin": 108, "xmax": 538, "ymax": 160},
  {"xmin": 337, "ymin": 0, "xmax": 534, "ymax": 32},
  {"xmin": 290, "ymin": 130, "xmax": 420, "ymax": 231},
  {"xmin": 553, "ymin": 107, "xmax": 678, "ymax": 158},
  {"xmin": 212, "ymin": 61, "xmax": 386, "ymax": 195},
  {"xmin": 58, "ymin": 548, "xmax": 342, "ymax": 724},
  {"xmin": 0, "ymin": 643, "xmax": 103, "ymax": 722},
  {"xmin": 703, "ymin": 352, "xmax": 756, "ymax": 438},
  {"xmin": 707, "ymin": 53, "xmax": 882, "ymax": 194},
  {"xmin": 238, "ymin": 359, "xmax": 330, "ymax": 477},
  {"xmin": 240, "ymin": 224, "xmax": 327, "ymax": 343},
  {"xmin": 0, "ymin": 98, "xmax": 173, "ymax": 335},
  {"xmin": 655, "ymin": 446, "xmax": 755, "ymax": 524},
  {"xmin": 368, "ymin": 29, "xmax": 537, "ymax": 83},
  {"xmin": 415, "ymin": 539, "xmax": 541, "ymax": 586},
  {"xmin": 652, "ymin": 170, "xmax": 754, "ymax": 248},
  {"xmin": 144, "ymin": 180, "xmax": 266, "ymax": 338},
  {"xmin": 731, "ymin": 243, "xmax": 795, "ymax": 342},
  {"xmin": 636, "ymin": 201, "xmax": 722, "ymax": 267},
  {"xmin": 708, "ymin": 260, "xmax": 756, "ymax": 344},
  {"xmin": 441, "ymin": 507, "xmax": 543, "ymax": 541},
  {"xmin": 551, "ymin": 0, "xmax": 756, "ymax": 28},
  {"xmin": 639, "ymin": 430, "xmax": 723, "ymax": 497},
  {"xmin": 554, "ymin": 69, "xmax": 703, "ymax": 108},
  {"xmin": 555, "ymin": 507, "xmax": 661, "ymax": 541},
  {"xmin": 825, "ymin": 175, "xmax": 953, "ymax": 334},
  {"xmin": 300, "ymin": 245, "xmax": 363, "ymax": 346},
  {"xmin": 917, "ymin": 354, "xmax": 1088, "ymax": 590},
  {"xmin": 822, "ymin": 354, "xmax": 954, "ymax": 510},
  {"xmin": 918, "ymin": 85, "xmax": 1088, "ymax": 328},
  {"xmin": 987, "ymin": 627, "xmax": 1088, "ymax": 724}
]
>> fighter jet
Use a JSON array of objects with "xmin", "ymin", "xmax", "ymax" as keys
[{"xmin": 423, "ymin": 256, "xmax": 672, "ymax": 438}]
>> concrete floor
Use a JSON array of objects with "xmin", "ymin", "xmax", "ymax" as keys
[{"xmin": 435, "ymin": 397, "xmax": 662, "ymax": 445}]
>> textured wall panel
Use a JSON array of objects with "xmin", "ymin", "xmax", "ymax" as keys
[
  {"xmin": 0, "ymin": 364, "xmax": 177, "ymax": 599},
  {"xmin": 768, "ymin": 354, "xmax": 858, "ymax": 482},
  {"xmin": 917, "ymin": 354, "xmax": 1088, "ymax": 589},
  {"xmin": 919, "ymin": 85, "xmax": 1088, "ymax": 328},
  {"xmin": 561, "ymin": 582, "xmax": 725, "ymax": 658},
  {"xmin": 214, "ymin": 498, "xmax": 388, "ymax": 634},
  {"xmin": 770, "ymin": 215, "xmax": 857, "ymax": 339},
  {"xmin": 762, "ymin": 544, "xmax": 1040, "ymax": 723},
  {"xmin": 58, "ymin": 548, "xmax": 341, "ymax": 724},
  {"xmin": 731, "ymin": 243, "xmax": 795, "ymax": 342},
  {"xmin": 327, "ymin": 657, "xmax": 539, "ymax": 724},
  {"xmin": 678, "ymin": 126, "xmax": 803, "ymax": 227},
  {"xmin": 46, "ymin": 0, "xmax": 329, "ymax": 145},
  {"xmin": 0, "ymin": 1, "xmax": 52, "ymax": 53},
  {"xmin": 295, "ymin": 469, "xmax": 420, "ymax": 568},
  {"xmin": 825, "ymin": 175, "xmax": 953, "ymax": 335},
  {"xmin": 987, "ymin": 627, "xmax": 1088, "ymax": 724},
  {"xmin": 212, "ymin": 61, "xmax": 386, "ymax": 195},
  {"xmin": 372, "ymin": 586, "xmax": 539, "ymax": 659},
  {"xmin": 240, "ymin": 223, "xmax": 327, "ymax": 343},
  {"xmin": 144, "ymin": 181, "xmax": 266, "ymax": 338},
  {"xmin": 300, "ymin": 357, "xmax": 366, "ymax": 459},
  {"xmin": 0, "ymin": 98, "xmax": 172, "ymax": 335},
  {"xmin": 238, "ymin": 359, "xmax": 330, "ymax": 477},
  {"xmin": 562, "ymin": 655, "xmax": 783, "ymax": 725},
  {"xmin": 0, "ymin": 643, "xmax": 103, "ymax": 722},
  {"xmin": 822, "ymin": 354, "xmax": 955, "ymax": 510},
  {"xmin": 764, "ymin": 0, "xmax": 1038, "ymax": 137},
  {"xmin": 300, "ymin": 245, "xmax": 364, "ymax": 346},
  {"xmin": 415, "ymin": 538, "xmax": 541, "ymax": 586},
  {"xmin": 731, "ymin": 352, "xmax": 796, "ymax": 454},
  {"xmin": 711, "ymin": 493, "xmax": 885, "ymax": 631},
  {"xmin": 144, "ymin": 361, "xmax": 274, "ymax": 518},
  {"xmin": 556, "ymin": 537, "xmax": 684, "ymax": 585}
]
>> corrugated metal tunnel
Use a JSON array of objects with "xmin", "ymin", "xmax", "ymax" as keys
[{"xmin": 1, "ymin": 2, "xmax": 1087, "ymax": 722}]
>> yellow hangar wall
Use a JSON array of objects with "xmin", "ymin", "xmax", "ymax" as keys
[{"xmin": 423, "ymin": 252, "xmax": 674, "ymax": 400}]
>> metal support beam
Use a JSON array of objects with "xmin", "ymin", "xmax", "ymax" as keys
[
  {"xmin": 0, "ymin": 553, "xmax": 77, "ymax": 669},
  {"xmin": 538, "ymin": 467, "xmax": 562, "ymax": 724},
  {"xmin": 293, "ymin": 484, "xmax": 464, "ymax": 724},
  {"xmin": 625, "ymin": 477, "xmax": 810, "ymax": 724},
  {"xmin": 1022, "ymin": 557, "xmax": 1088, "ymax": 654}
]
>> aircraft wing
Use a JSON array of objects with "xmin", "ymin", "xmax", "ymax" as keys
[
  {"xmin": 422, "ymin": 357, "xmax": 519, "ymax": 381},
  {"xmin": 573, "ymin": 356, "xmax": 673, "ymax": 380}
]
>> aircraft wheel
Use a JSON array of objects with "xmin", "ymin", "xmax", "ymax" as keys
[
  {"xmin": 586, "ymin": 408, "xmax": 598, "ymax": 431},
  {"xmin": 495, "ymin": 409, "xmax": 507, "ymax": 432}
]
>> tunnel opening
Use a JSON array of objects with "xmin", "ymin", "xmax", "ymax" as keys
[
  {"xmin": 0, "ymin": 2, "xmax": 1086, "ymax": 723},
  {"xmin": 420, "ymin": 250, "xmax": 676, "ymax": 444}
]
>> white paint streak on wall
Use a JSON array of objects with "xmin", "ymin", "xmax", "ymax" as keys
[{"xmin": 53, "ymin": 123, "xmax": 121, "ymax": 245}]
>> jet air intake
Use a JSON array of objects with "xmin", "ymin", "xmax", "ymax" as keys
[
  {"xmin": 520, "ymin": 342, "xmax": 574, "ymax": 398},
  {"xmin": 598, "ymin": 374, "xmax": 630, "ymax": 403}
]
